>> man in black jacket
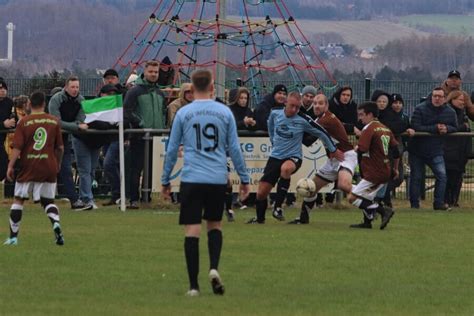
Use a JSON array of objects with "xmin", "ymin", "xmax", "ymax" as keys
[
  {"xmin": 329, "ymin": 86, "xmax": 362, "ymax": 136},
  {"xmin": 254, "ymin": 84, "xmax": 287, "ymax": 131},
  {"xmin": 0, "ymin": 79, "xmax": 14, "ymax": 182}
]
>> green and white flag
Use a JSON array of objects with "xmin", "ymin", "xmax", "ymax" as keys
[{"xmin": 81, "ymin": 95, "xmax": 123, "ymax": 124}]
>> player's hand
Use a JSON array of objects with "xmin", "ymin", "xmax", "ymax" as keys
[
  {"xmin": 3, "ymin": 118, "xmax": 15, "ymax": 128},
  {"xmin": 161, "ymin": 184, "xmax": 171, "ymax": 201},
  {"xmin": 6, "ymin": 166, "xmax": 14, "ymax": 182},
  {"xmin": 437, "ymin": 124, "xmax": 447, "ymax": 134},
  {"xmin": 392, "ymin": 168, "xmax": 399, "ymax": 180},
  {"xmin": 329, "ymin": 149, "xmax": 344, "ymax": 162},
  {"xmin": 406, "ymin": 128, "xmax": 415, "ymax": 137},
  {"xmin": 239, "ymin": 183, "xmax": 250, "ymax": 202},
  {"xmin": 78, "ymin": 123, "xmax": 89, "ymax": 131}
]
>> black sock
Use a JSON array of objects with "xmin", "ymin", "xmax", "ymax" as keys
[
  {"xmin": 316, "ymin": 193, "xmax": 323, "ymax": 205},
  {"xmin": 274, "ymin": 178, "xmax": 290, "ymax": 209},
  {"xmin": 208, "ymin": 229, "xmax": 222, "ymax": 270},
  {"xmin": 9, "ymin": 205, "xmax": 23, "ymax": 238},
  {"xmin": 184, "ymin": 237, "xmax": 199, "ymax": 290},
  {"xmin": 255, "ymin": 198, "xmax": 267, "ymax": 222},
  {"xmin": 225, "ymin": 186, "xmax": 233, "ymax": 212},
  {"xmin": 44, "ymin": 204, "xmax": 60, "ymax": 226}
]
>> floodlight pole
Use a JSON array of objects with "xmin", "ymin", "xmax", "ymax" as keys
[{"xmin": 216, "ymin": 0, "xmax": 226, "ymax": 100}]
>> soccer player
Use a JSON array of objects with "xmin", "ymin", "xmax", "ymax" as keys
[
  {"xmin": 247, "ymin": 92, "xmax": 344, "ymax": 224},
  {"xmin": 289, "ymin": 94, "xmax": 357, "ymax": 224},
  {"xmin": 348, "ymin": 102, "xmax": 400, "ymax": 229},
  {"xmin": 4, "ymin": 91, "xmax": 65, "ymax": 246},
  {"xmin": 161, "ymin": 69, "xmax": 250, "ymax": 297}
]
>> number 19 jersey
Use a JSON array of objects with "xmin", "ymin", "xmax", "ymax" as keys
[
  {"xmin": 12, "ymin": 112, "xmax": 63, "ymax": 183},
  {"xmin": 162, "ymin": 99, "xmax": 249, "ymax": 185}
]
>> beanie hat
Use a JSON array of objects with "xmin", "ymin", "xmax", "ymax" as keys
[
  {"xmin": 0, "ymin": 80, "xmax": 7, "ymax": 90},
  {"xmin": 390, "ymin": 93, "xmax": 404, "ymax": 105},
  {"xmin": 161, "ymin": 56, "xmax": 172, "ymax": 65},
  {"xmin": 447, "ymin": 70, "xmax": 461, "ymax": 79},
  {"xmin": 302, "ymin": 85, "xmax": 317, "ymax": 96},
  {"xmin": 103, "ymin": 68, "xmax": 119, "ymax": 78},
  {"xmin": 272, "ymin": 84, "xmax": 287, "ymax": 96}
]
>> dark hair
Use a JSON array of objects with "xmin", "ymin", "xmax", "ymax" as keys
[
  {"xmin": 30, "ymin": 91, "xmax": 46, "ymax": 109},
  {"xmin": 191, "ymin": 69, "xmax": 213, "ymax": 92},
  {"xmin": 66, "ymin": 75, "xmax": 79, "ymax": 86},
  {"xmin": 357, "ymin": 101, "xmax": 379, "ymax": 118},
  {"xmin": 433, "ymin": 86, "xmax": 445, "ymax": 95},
  {"xmin": 13, "ymin": 95, "xmax": 29, "ymax": 108}
]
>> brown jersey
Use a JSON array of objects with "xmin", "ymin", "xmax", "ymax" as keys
[
  {"xmin": 12, "ymin": 112, "xmax": 63, "ymax": 183},
  {"xmin": 316, "ymin": 111, "xmax": 353, "ymax": 152},
  {"xmin": 358, "ymin": 120, "xmax": 398, "ymax": 185}
]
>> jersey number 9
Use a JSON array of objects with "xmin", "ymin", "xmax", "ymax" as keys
[{"xmin": 33, "ymin": 127, "xmax": 48, "ymax": 151}]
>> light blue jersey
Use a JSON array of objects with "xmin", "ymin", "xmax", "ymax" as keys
[
  {"xmin": 162, "ymin": 99, "xmax": 250, "ymax": 185},
  {"xmin": 268, "ymin": 109, "xmax": 337, "ymax": 159}
]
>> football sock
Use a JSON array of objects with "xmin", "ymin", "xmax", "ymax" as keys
[
  {"xmin": 9, "ymin": 204, "xmax": 23, "ymax": 238},
  {"xmin": 225, "ymin": 186, "xmax": 233, "ymax": 211},
  {"xmin": 44, "ymin": 204, "xmax": 60, "ymax": 226},
  {"xmin": 208, "ymin": 229, "xmax": 222, "ymax": 270},
  {"xmin": 255, "ymin": 198, "xmax": 268, "ymax": 222},
  {"xmin": 274, "ymin": 178, "xmax": 290, "ymax": 209},
  {"xmin": 184, "ymin": 237, "xmax": 200, "ymax": 290},
  {"xmin": 300, "ymin": 194, "xmax": 318, "ymax": 222}
]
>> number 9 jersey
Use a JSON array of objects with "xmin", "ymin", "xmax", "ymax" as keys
[{"xmin": 12, "ymin": 113, "xmax": 63, "ymax": 183}]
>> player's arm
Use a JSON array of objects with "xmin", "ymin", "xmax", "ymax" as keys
[
  {"xmin": 161, "ymin": 112, "xmax": 184, "ymax": 197},
  {"xmin": 227, "ymin": 115, "xmax": 250, "ymax": 201},
  {"xmin": 356, "ymin": 127, "xmax": 372, "ymax": 154},
  {"xmin": 303, "ymin": 115, "xmax": 336, "ymax": 153},
  {"xmin": 267, "ymin": 110, "xmax": 275, "ymax": 144}
]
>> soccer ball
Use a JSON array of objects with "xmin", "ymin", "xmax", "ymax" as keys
[{"xmin": 295, "ymin": 178, "xmax": 316, "ymax": 198}]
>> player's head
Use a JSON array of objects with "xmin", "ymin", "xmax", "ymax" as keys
[
  {"xmin": 29, "ymin": 91, "xmax": 46, "ymax": 111},
  {"xmin": 65, "ymin": 76, "xmax": 80, "ymax": 98},
  {"xmin": 313, "ymin": 94, "xmax": 329, "ymax": 117},
  {"xmin": 301, "ymin": 85, "xmax": 317, "ymax": 107},
  {"xmin": 357, "ymin": 101, "xmax": 379, "ymax": 125},
  {"xmin": 191, "ymin": 69, "xmax": 214, "ymax": 96},
  {"xmin": 284, "ymin": 91, "xmax": 301, "ymax": 117}
]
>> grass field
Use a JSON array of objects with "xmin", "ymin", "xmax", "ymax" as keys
[
  {"xmin": 400, "ymin": 14, "xmax": 474, "ymax": 36},
  {"xmin": 1, "ymin": 201, "xmax": 473, "ymax": 315}
]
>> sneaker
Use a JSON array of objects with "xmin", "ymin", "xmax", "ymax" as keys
[
  {"xmin": 380, "ymin": 207, "xmax": 394, "ymax": 230},
  {"xmin": 434, "ymin": 204, "xmax": 452, "ymax": 211},
  {"xmin": 185, "ymin": 289, "xmax": 200, "ymax": 297},
  {"xmin": 349, "ymin": 222, "xmax": 372, "ymax": 229},
  {"xmin": 209, "ymin": 269, "xmax": 225, "ymax": 295},
  {"xmin": 53, "ymin": 222, "xmax": 64, "ymax": 246},
  {"xmin": 91, "ymin": 201, "xmax": 99, "ymax": 210},
  {"xmin": 239, "ymin": 204, "xmax": 248, "ymax": 210},
  {"xmin": 128, "ymin": 201, "xmax": 139, "ymax": 210},
  {"xmin": 71, "ymin": 200, "xmax": 92, "ymax": 211},
  {"xmin": 3, "ymin": 237, "xmax": 18, "ymax": 245},
  {"xmin": 272, "ymin": 207, "xmax": 285, "ymax": 221},
  {"xmin": 225, "ymin": 209, "xmax": 235, "ymax": 222},
  {"xmin": 288, "ymin": 217, "xmax": 309, "ymax": 224},
  {"xmin": 246, "ymin": 217, "xmax": 264, "ymax": 224},
  {"xmin": 102, "ymin": 198, "xmax": 120, "ymax": 206}
]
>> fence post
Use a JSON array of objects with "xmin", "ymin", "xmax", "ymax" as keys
[
  {"xmin": 142, "ymin": 131, "xmax": 152, "ymax": 203},
  {"xmin": 365, "ymin": 78, "xmax": 371, "ymax": 101}
]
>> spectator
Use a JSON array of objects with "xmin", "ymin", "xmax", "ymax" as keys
[
  {"xmin": 48, "ymin": 76, "xmax": 91, "ymax": 210},
  {"xmin": 124, "ymin": 60, "xmax": 167, "ymax": 209},
  {"xmin": 158, "ymin": 56, "xmax": 175, "ymax": 87},
  {"xmin": 407, "ymin": 87, "xmax": 458, "ymax": 211},
  {"xmin": 0, "ymin": 80, "xmax": 15, "ymax": 184},
  {"xmin": 254, "ymin": 84, "xmax": 287, "ymax": 131},
  {"xmin": 102, "ymin": 68, "xmax": 126, "ymax": 94},
  {"xmin": 167, "ymin": 83, "xmax": 193, "ymax": 127},
  {"xmin": 329, "ymin": 85, "xmax": 362, "ymax": 136},
  {"xmin": 125, "ymin": 73, "xmax": 138, "ymax": 90},
  {"xmin": 228, "ymin": 87, "xmax": 256, "ymax": 130},
  {"xmin": 444, "ymin": 91, "xmax": 470, "ymax": 207},
  {"xmin": 299, "ymin": 85, "xmax": 317, "ymax": 118}
]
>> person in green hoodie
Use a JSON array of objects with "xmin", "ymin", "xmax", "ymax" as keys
[{"xmin": 123, "ymin": 60, "xmax": 167, "ymax": 209}]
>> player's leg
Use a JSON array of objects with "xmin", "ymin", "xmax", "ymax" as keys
[
  {"xmin": 40, "ymin": 197, "xmax": 64, "ymax": 246},
  {"xmin": 180, "ymin": 183, "xmax": 205, "ymax": 295},
  {"xmin": 289, "ymin": 175, "xmax": 330, "ymax": 224},
  {"xmin": 203, "ymin": 184, "xmax": 226, "ymax": 295},
  {"xmin": 273, "ymin": 158, "xmax": 300, "ymax": 221},
  {"xmin": 4, "ymin": 197, "xmax": 25, "ymax": 245}
]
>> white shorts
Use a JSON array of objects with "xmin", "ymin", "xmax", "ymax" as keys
[
  {"xmin": 14, "ymin": 182, "xmax": 56, "ymax": 201},
  {"xmin": 351, "ymin": 179, "xmax": 384, "ymax": 201},
  {"xmin": 316, "ymin": 150, "xmax": 357, "ymax": 182}
]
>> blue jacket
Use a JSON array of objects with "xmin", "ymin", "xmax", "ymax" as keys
[{"xmin": 408, "ymin": 100, "xmax": 458, "ymax": 158}]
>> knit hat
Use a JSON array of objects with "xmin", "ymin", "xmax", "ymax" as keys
[
  {"xmin": 0, "ymin": 80, "xmax": 7, "ymax": 90},
  {"xmin": 161, "ymin": 56, "xmax": 172, "ymax": 65},
  {"xmin": 272, "ymin": 84, "xmax": 287, "ymax": 96},
  {"xmin": 390, "ymin": 93, "xmax": 404, "ymax": 105},
  {"xmin": 302, "ymin": 85, "xmax": 317, "ymax": 96},
  {"xmin": 103, "ymin": 68, "xmax": 119, "ymax": 78}
]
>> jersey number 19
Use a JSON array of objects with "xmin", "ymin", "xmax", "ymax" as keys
[{"xmin": 193, "ymin": 123, "xmax": 219, "ymax": 152}]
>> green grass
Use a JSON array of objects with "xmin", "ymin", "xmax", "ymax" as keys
[
  {"xmin": 400, "ymin": 14, "xmax": 474, "ymax": 36},
  {"xmin": 1, "ymin": 201, "xmax": 473, "ymax": 315}
]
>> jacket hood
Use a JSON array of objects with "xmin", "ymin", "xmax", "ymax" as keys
[
  {"xmin": 331, "ymin": 86, "xmax": 353, "ymax": 105},
  {"xmin": 178, "ymin": 83, "xmax": 192, "ymax": 104},
  {"xmin": 229, "ymin": 87, "xmax": 250, "ymax": 108},
  {"xmin": 371, "ymin": 90, "xmax": 390, "ymax": 102}
]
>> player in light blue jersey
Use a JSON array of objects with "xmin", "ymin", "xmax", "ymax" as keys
[
  {"xmin": 247, "ymin": 91, "xmax": 344, "ymax": 224},
  {"xmin": 161, "ymin": 69, "xmax": 250, "ymax": 297}
]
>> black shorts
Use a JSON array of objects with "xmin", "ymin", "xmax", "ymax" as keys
[
  {"xmin": 260, "ymin": 157, "xmax": 302, "ymax": 186},
  {"xmin": 179, "ymin": 182, "xmax": 227, "ymax": 225}
]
